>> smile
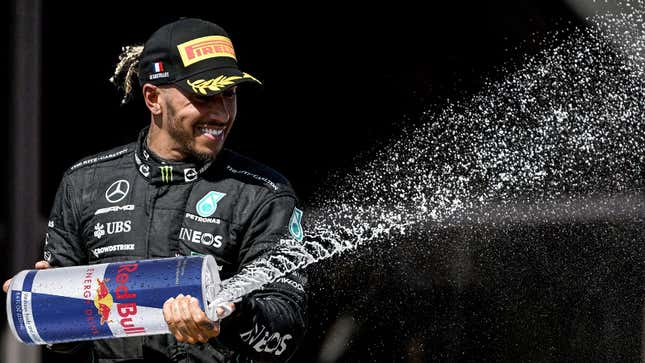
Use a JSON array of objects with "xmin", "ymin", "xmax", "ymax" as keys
[
  {"xmin": 198, "ymin": 127, "xmax": 224, "ymax": 136},
  {"xmin": 197, "ymin": 126, "xmax": 226, "ymax": 141}
]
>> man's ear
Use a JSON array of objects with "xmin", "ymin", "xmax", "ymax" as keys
[{"xmin": 142, "ymin": 84, "xmax": 162, "ymax": 115}]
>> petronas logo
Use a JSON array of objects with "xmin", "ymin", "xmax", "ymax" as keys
[
  {"xmin": 160, "ymin": 166, "xmax": 173, "ymax": 183},
  {"xmin": 196, "ymin": 191, "xmax": 226, "ymax": 217},
  {"xmin": 289, "ymin": 207, "xmax": 304, "ymax": 242}
]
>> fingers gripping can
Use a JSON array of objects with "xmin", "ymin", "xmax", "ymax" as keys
[{"xmin": 6, "ymin": 255, "xmax": 221, "ymax": 345}]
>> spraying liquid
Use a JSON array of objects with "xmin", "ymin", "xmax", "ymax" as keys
[{"xmin": 215, "ymin": 5, "xmax": 645, "ymax": 306}]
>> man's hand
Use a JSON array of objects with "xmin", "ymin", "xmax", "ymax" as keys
[
  {"xmin": 3, "ymin": 260, "xmax": 51, "ymax": 293},
  {"xmin": 163, "ymin": 294, "xmax": 235, "ymax": 344}
]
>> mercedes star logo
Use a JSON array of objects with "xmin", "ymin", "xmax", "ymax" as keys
[{"xmin": 105, "ymin": 180, "xmax": 130, "ymax": 203}]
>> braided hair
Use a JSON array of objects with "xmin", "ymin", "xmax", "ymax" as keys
[{"xmin": 109, "ymin": 45, "xmax": 144, "ymax": 104}]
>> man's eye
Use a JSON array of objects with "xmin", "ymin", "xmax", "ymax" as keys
[{"xmin": 222, "ymin": 89, "xmax": 236, "ymax": 98}]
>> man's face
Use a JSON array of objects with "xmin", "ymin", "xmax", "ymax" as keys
[{"xmin": 159, "ymin": 85, "xmax": 238, "ymax": 162}]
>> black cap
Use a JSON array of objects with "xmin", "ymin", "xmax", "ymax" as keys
[{"xmin": 138, "ymin": 18, "xmax": 261, "ymax": 96}]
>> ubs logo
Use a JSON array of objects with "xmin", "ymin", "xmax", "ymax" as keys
[{"xmin": 105, "ymin": 180, "xmax": 130, "ymax": 203}]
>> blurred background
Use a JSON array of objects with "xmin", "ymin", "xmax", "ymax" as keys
[{"xmin": 3, "ymin": 1, "xmax": 643, "ymax": 362}]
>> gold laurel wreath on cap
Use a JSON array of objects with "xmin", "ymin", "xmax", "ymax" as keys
[{"xmin": 186, "ymin": 73, "xmax": 260, "ymax": 95}]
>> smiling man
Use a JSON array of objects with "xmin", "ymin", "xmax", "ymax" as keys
[
  {"xmin": 139, "ymin": 18, "xmax": 259, "ymax": 163},
  {"xmin": 3, "ymin": 17, "xmax": 307, "ymax": 363},
  {"xmin": 146, "ymin": 84, "xmax": 239, "ymax": 162}
]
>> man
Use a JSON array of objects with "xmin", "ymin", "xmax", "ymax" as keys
[{"xmin": 3, "ymin": 17, "xmax": 307, "ymax": 362}]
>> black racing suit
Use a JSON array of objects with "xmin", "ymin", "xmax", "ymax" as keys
[{"xmin": 43, "ymin": 128, "xmax": 307, "ymax": 362}]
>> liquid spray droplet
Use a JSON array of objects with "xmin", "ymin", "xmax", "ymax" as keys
[{"xmin": 215, "ymin": 4, "xmax": 645, "ymax": 305}]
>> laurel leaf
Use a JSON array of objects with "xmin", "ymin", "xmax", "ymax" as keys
[{"xmin": 186, "ymin": 75, "xmax": 254, "ymax": 95}]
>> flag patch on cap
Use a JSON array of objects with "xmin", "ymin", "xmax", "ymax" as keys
[{"xmin": 153, "ymin": 62, "xmax": 164, "ymax": 73}]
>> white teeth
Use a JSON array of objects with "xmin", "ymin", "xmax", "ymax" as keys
[{"xmin": 199, "ymin": 127, "xmax": 224, "ymax": 136}]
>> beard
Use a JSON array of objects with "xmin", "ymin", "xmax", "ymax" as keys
[{"xmin": 166, "ymin": 118, "xmax": 216, "ymax": 164}]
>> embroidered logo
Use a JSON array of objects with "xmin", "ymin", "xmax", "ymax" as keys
[
  {"xmin": 177, "ymin": 36, "xmax": 237, "ymax": 67},
  {"xmin": 196, "ymin": 191, "xmax": 226, "ymax": 217},
  {"xmin": 160, "ymin": 166, "xmax": 173, "ymax": 183},
  {"xmin": 94, "ymin": 223, "xmax": 106, "ymax": 239},
  {"xmin": 289, "ymin": 208, "xmax": 304, "ymax": 242}
]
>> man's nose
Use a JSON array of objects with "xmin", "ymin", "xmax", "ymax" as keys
[{"xmin": 207, "ymin": 95, "xmax": 230, "ymax": 120}]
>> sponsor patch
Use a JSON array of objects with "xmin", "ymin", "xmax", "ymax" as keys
[
  {"xmin": 275, "ymin": 277, "xmax": 304, "ymax": 292},
  {"xmin": 177, "ymin": 36, "xmax": 236, "ymax": 67},
  {"xmin": 179, "ymin": 227, "xmax": 223, "ymax": 248},
  {"xmin": 184, "ymin": 168, "xmax": 197, "ymax": 182},
  {"xmin": 105, "ymin": 180, "xmax": 130, "ymax": 203},
  {"xmin": 149, "ymin": 72, "xmax": 169, "ymax": 80},
  {"xmin": 159, "ymin": 166, "xmax": 173, "ymax": 183},
  {"xmin": 91, "ymin": 244, "xmax": 135, "ymax": 258},
  {"xmin": 95, "ymin": 205, "xmax": 135, "ymax": 216},
  {"xmin": 93, "ymin": 221, "xmax": 132, "ymax": 240},
  {"xmin": 225, "ymin": 165, "xmax": 278, "ymax": 191},
  {"xmin": 289, "ymin": 208, "xmax": 304, "ymax": 242},
  {"xmin": 70, "ymin": 149, "xmax": 128, "ymax": 171},
  {"xmin": 240, "ymin": 323, "xmax": 292, "ymax": 356},
  {"xmin": 196, "ymin": 191, "xmax": 226, "ymax": 217},
  {"xmin": 185, "ymin": 212, "xmax": 220, "ymax": 224}
]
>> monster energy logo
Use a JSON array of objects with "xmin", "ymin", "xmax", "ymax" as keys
[{"xmin": 160, "ymin": 166, "xmax": 173, "ymax": 183}]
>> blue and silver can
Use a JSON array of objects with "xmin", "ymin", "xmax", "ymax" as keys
[{"xmin": 6, "ymin": 255, "xmax": 221, "ymax": 345}]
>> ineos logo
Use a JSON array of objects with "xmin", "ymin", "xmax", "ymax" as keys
[{"xmin": 105, "ymin": 180, "xmax": 130, "ymax": 203}]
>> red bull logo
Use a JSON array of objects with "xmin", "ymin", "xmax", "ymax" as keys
[
  {"xmin": 113, "ymin": 263, "xmax": 145, "ymax": 335},
  {"xmin": 83, "ymin": 264, "xmax": 146, "ymax": 335},
  {"xmin": 93, "ymin": 278, "xmax": 114, "ymax": 325}
]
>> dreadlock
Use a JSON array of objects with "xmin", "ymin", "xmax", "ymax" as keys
[{"xmin": 109, "ymin": 45, "xmax": 144, "ymax": 104}]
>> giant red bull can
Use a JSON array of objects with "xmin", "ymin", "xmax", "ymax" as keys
[{"xmin": 6, "ymin": 255, "xmax": 222, "ymax": 345}]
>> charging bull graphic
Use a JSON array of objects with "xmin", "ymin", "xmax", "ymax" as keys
[{"xmin": 94, "ymin": 278, "xmax": 114, "ymax": 325}]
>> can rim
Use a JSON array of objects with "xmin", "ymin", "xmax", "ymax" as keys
[
  {"xmin": 201, "ymin": 255, "xmax": 221, "ymax": 321},
  {"xmin": 6, "ymin": 270, "xmax": 28, "ymax": 344}
]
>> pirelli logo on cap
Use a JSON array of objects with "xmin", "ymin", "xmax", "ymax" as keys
[{"xmin": 177, "ymin": 36, "xmax": 237, "ymax": 67}]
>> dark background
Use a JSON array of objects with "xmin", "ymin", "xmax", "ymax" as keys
[
  {"xmin": 3, "ymin": 1, "xmax": 643, "ymax": 362},
  {"xmin": 35, "ymin": 1, "xmax": 582, "ymax": 207}
]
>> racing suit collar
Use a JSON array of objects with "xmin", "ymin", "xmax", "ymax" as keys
[{"xmin": 134, "ymin": 127, "xmax": 213, "ymax": 185}]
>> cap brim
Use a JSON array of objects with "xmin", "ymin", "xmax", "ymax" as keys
[{"xmin": 175, "ymin": 68, "xmax": 262, "ymax": 96}]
